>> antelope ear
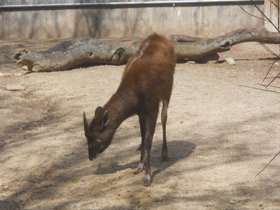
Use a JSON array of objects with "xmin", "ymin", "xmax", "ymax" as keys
[
  {"xmin": 102, "ymin": 111, "xmax": 110, "ymax": 128},
  {"xmin": 95, "ymin": 106, "xmax": 102, "ymax": 115}
]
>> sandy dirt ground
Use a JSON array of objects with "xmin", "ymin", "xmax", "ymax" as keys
[{"xmin": 0, "ymin": 39, "xmax": 280, "ymax": 210}]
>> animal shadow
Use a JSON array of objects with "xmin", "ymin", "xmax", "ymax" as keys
[
  {"xmin": 94, "ymin": 140, "xmax": 195, "ymax": 179},
  {"xmin": 151, "ymin": 140, "xmax": 195, "ymax": 179}
]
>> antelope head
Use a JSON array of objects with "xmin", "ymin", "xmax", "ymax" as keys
[{"xmin": 83, "ymin": 107, "xmax": 113, "ymax": 160}]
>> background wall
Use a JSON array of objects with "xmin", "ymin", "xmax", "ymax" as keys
[{"xmin": 0, "ymin": 0, "xmax": 265, "ymax": 39}]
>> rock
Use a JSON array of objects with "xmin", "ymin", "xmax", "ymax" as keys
[
  {"xmin": 230, "ymin": 199, "xmax": 238, "ymax": 204},
  {"xmin": 225, "ymin": 57, "xmax": 236, "ymax": 65},
  {"xmin": 0, "ymin": 72, "xmax": 10, "ymax": 77},
  {"xmin": 5, "ymin": 84, "xmax": 25, "ymax": 91},
  {"xmin": 14, "ymin": 72, "xmax": 23, "ymax": 76},
  {"xmin": 22, "ymin": 66, "xmax": 28, "ymax": 71}
]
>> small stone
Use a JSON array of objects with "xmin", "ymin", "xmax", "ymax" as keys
[
  {"xmin": 225, "ymin": 57, "xmax": 236, "ymax": 65},
  {"xmin": 22, "ymin": 66, "xmax": 28, "ymax": 71},
  {"xmin": 14, "ymin": 72, "xmax": 23, "ymax": 76},
  {"xmin": 0, "ymin": 72, "xmax": 10, "ymax": 77},
  {"xmin": 230, "ymin": 199, "xmax": 237, "ymax": 204},
  {"xmin": 230, "ymin": 198, "xmax": 243, "ymax": 204},
  {"xmin": 5, "ymin": 84, "xmax": 25, "ymax": 91}
]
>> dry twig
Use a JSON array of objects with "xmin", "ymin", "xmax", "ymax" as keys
[{"xmin": 256, "ymin": 150, "xmax": 280, "ymax": 177}]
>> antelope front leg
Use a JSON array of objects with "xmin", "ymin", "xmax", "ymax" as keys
[
  {"xmin": 134, "ymin": 115, "xmax": 146, "ymax": 174},
  {"xmin": 143, "ymin": 113, "xmax": 157, "ymax": 187},
  {"xmin": 144, "ymin": 136, "xmax": 152, "ymax": 187},
  {"xmin": 134, "ymin": 148, "xmax": 145, "ymax": 174},
  {"xmin": 161, "ymin": 99, "xmax": 169, "ymax": 161}
]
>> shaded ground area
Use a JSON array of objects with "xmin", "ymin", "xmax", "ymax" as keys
[{"xmin": 0, "ymin": 39, "xmax": 280, "ymax": 210}]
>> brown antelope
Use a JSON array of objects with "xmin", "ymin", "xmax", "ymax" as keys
[{"xmin": 83, "ymin": 33, "xmax": 176, "ymax": 186}]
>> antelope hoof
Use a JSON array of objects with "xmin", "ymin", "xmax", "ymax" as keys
[
  {"xmin": 144, "ymin": 175, "xmax": 152, "ymax": 187},
  {"xmin": 133, "ymin": 163, "xmax": 144, "ymax": 174},
  {"xmin": 134, "ymin": 168, "xmax": 143, "ymax": 174}
]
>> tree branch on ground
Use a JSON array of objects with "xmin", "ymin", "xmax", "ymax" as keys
[
  {"xmin": 14, "ymin": 28, "xmax": 280, "ymax": 72},
  {"xmin": 256, "ymin": 150, "xmax": 280, "ymax": 177}
]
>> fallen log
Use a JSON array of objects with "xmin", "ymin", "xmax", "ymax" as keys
[
  {"xmin": 14, "ymin": 38, "xmax": 139, "ymax": 72},
  {"xmin": 173, "ymin": 28, "xmax": 280, "ymax": 60},
  {"xmin": 14, "ymin": 28, "xmax": 280, "ymax": 72}
]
